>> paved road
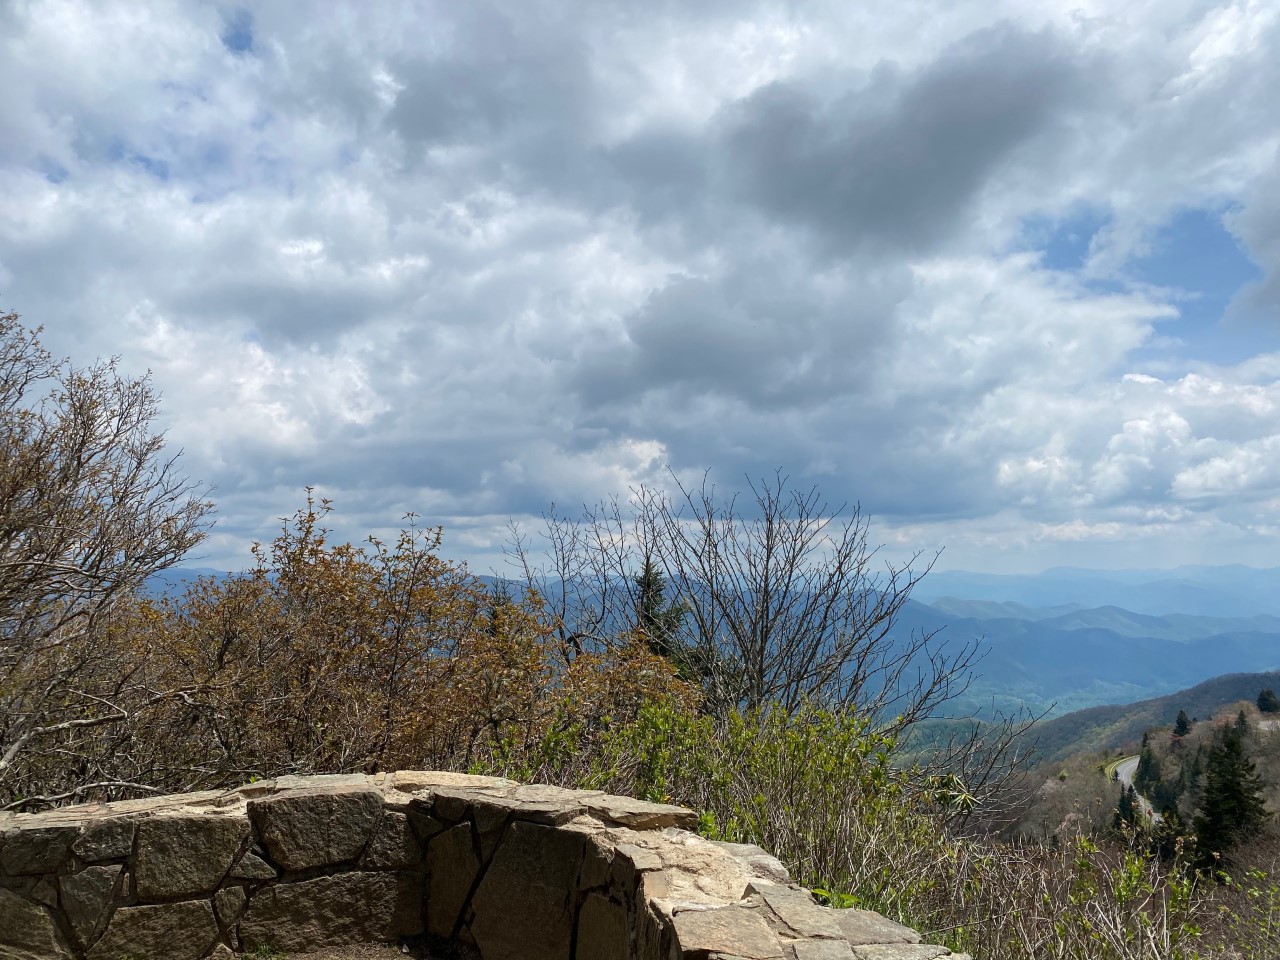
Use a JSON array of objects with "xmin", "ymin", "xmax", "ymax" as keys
[{"xmin": 1113, "ymin": 754, "xmax": 1162, "ymax": 822}]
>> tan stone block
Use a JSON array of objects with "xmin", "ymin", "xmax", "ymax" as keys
[
  {"xmin": 639, "ymin": 869, "xmax": 670, "ymax": 902},
  {"xmin": 512, "ymin": 783, "xmax": 603, "ymax": 805},
  {"xmin": 576, "ymin": 892, "xmax": 630, "ymax": 960},
  {"xmin": 748, "ymin": 882, "xmax": 843, "ymax": 940},
  {"xmin": 792, "ymin": 941, "xmax": 857, "ymax": 960},
  {"xmin": 671, "ymin": 904, "xmax": 784, "ymax": 960},
  {"xmin": 426, "ymin": 822, "xmax": 479, "ymax": 939},
  {"xmin": 135, "ymin": 814, "xmax": 248, "ymax": 899},
  {"xmin": 848, "ymin": 947, "xmax": 949, "ymax": 960},
  {"xmin": 470, "ymin": 820, "xmax": 588, "ymax": 960},
  {"xmin": 613, "ymin": 841, "xmax": 665, "ymax": 893},
  {"xmin": 0, "ymin": 887, "xmax": 75, "ymax": 959},
  {"xmin": 248, "ymin": 788, "xmax": 382, "ymax": 871},
  {"xmin": 429, "ymin": 784, "xmax": 511, "ymax": 823},
  {"xmin": 832, "ymin": 910, "xmax": 921, "ymax": 946},
  {"xmin": 238, "ymin": 871, "xmax": 422, "ymax": 952},
  {"xmin": 262, "ymin": 773, "xmax": 377, "ymax": 792},
  {"xmin": 388, "ymin": 770, "xmax": 514, "ymax": 794},
  {"xmin": 708, "ymin": 841, "xmax": 791, "ymax": 883},
  {"xmin": 88, "ymin": 900, "xmax": 219, "ymax": 960},
  {"xmin": 583, "ymin": 795, "xmax": 698, "ymax": 830},
  {"xmin": 61, "ymin": 864, "xmax": 123, "ymax": 946}
]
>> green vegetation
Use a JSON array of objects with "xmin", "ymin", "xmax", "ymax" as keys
[
  {"xmin": 1193, "ymin": 720, "xmax": 1269, "ymax": 868},
  {"xmin": 5, "ymin": 309, "xmax": 1280, "ymax": 959},
  {"xmin": 1176, "ymin": 710, "xmax": 1194, "ymax": 737},
  {"xmin": 1025, "ymin": 672, "xmax": 1280, "ymax": 767}
]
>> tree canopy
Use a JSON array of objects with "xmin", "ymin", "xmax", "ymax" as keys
[{"xmin": 1193, "ymin": 723, "xmax": 1268, "ymax": 867}]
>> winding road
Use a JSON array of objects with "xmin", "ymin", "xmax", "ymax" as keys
[{"xmin": 1112, "ymin": 755, "xmax": 1162, "ymax": 822}]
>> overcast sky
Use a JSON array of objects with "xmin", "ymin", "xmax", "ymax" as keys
[{"xmin": 3, "ymin": 0, "xmax": 1280, "ymax": 575}]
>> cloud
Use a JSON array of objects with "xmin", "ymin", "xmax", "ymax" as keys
[
  {"xmin": 2, "ymin": 0, "xmax": 1280, "ymax": 573},
  {"xmin": 714, "ymin": 25, "xmax": 1095, "ymax": 256}
]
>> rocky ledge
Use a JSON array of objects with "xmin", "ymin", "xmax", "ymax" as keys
[{"xmin": 0, "ymin": 772, "xmax": 970, "ymax": 960}]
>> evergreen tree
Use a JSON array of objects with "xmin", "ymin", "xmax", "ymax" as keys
[
  {"xmin": 633, "ymin": 556, "xmax": 687, "ymax": 661},
  {"xmin": 1181, "ymin": 746, "xmax": 1205, "ymax": 816},
  {"xmin": 1134, "ymin": 743, "xmax": 1162, "ymax": 795},
  {"xmin": 1174, "ymin": 710, "xmax": 1192, "ymax": 737},
  {"xmin": 1259, "ymin": 688, "xmax": 1280, "ymax": 714},
  {"xmin": 1113, "ymin": 784, "xmax": 1140, "ymax": 832},
  {"xmin": 1149, "ymin": 807, "xmax": 1189, "ymax": 863},
  {"xmin": 1193, "ymin": 724, "xmax": 1268, "ymax": 867}
]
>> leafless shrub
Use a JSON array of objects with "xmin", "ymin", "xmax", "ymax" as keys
[{"xmin": 0, "ymin": 311, "xmax": 212, "ymax": 806}]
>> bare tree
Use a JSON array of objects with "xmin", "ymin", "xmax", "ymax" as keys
[
  {"xmin": 0, "ymin": 311, "xmax": 212, "ymax": 805},
  {"xmin": 508, "ymin": 472, "xmax": 980, "ymax": 730}
]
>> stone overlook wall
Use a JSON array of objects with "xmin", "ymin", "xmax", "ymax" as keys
[{"xmin": 0, "ymin": 772, "xmax": 971, "ymax": 960}]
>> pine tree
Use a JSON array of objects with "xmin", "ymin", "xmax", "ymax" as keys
[
  {"xmin": 1258, "ymin": 688, "xmax": 1279, "ymax": 714},
  {"xmin": 634, "ymin": 556, "xmax": 684, "ymax": 659},
  {"xmin": 1149, "ymin": 806, "xmax": 1189, "ymax": 863},
  {"xmin": 1193, "ymin": 724, "xmax": 1268, "ymax": 867},
  {"xmin": 1135, "ymin": 743, "xmax": 1162, "ymax": 795},
  {"xmin": 1113, "ymin": 784, "xmax": 1140, "ymax": 832},
  {"xmin": 1174, "ymin": 710, "xmax": 1192, "ymax": 737}
]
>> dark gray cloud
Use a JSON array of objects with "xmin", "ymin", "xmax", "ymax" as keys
[
  {"xmin": 572, "ymin": 257, "xmax": 910, "ymax": 413},
  {"xmin": 713, "ymin": 25, "xmax": 1093, "ymax": 255}
]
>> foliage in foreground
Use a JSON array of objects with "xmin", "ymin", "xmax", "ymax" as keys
[
  {"xmin": 478, "ymin": 699, "xmax": 1280, "ymax": 960},
  {"xmin": 2, "ymin": 494, "xmax": 693, "ymax": 806}
]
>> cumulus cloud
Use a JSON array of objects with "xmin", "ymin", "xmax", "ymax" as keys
[{"xmin": 2, "ymin": 0, "xmax": 1280, "ymax": 572}]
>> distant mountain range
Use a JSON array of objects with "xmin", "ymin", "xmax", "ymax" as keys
[
  {"xmin": 143, "ymin": 567, "xmax": 229, "ymax": 597},
  {"xmin": 148, "ymin": 563, "xmax": 1280, "ymax": 719},
  {"xmin": 913, "ymin": 564, "xmax": 1280, "ymax": 618},
  {"xmin": 891, "ymin": 599, "xmax": 1280, "ymax": 718},
  {"xmin": 900, "ymin": 565, "xmax": 1280, "ymax": 716}
]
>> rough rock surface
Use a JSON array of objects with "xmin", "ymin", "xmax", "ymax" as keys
[
  {"xmin": 61, "ymin": 865, "xmax": 122, "ymax": 946},
  {"xmin": 134, "ymin": 814, "xmax": 247, "ymax": 898},
  {"xmin": 0, "ymin": 771, "xmax": 965, "ymax": 960},
  {"xmin": 88, "ymin": 900, "xmax": 220, "ymax": 960},
  {"xmin": 239, "ymin": 872, "xmax": 422, "ymax": 951},
  {"xmin": 0, "ymin": 886, "xmax": 74, "ymax": 959},
  {"xmin": 248, "ymin": 787, "xmax": 382, "ymax": 870}
]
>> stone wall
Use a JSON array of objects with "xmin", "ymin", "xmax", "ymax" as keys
[{"xmin": 0, "ymin": 772, "xmax": 970, "ymax": 960}]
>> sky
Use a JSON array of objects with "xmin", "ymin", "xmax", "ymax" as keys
[{"xmin": 3, "ymin": 0, "xmax": 1280, "ymax": 576}]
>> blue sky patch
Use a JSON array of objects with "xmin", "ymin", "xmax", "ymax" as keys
[
  {"xmin": 221, "ymin": 9, "xmax": 254, "ymax": 55},
  {"xmin": 38, "ymin": 156, "xmax": 69, "ymax": 184},
  {"xmin": 1034, "ymin": 208, "xmax": 1110, "ymax": 273},
  {"xmin": 1130, "ymin": 209, "xmax": 1271, "ymax": 366},
  {"xmin": 132, "ymin": 153, "xmax": 171, "ymax": 181}
]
